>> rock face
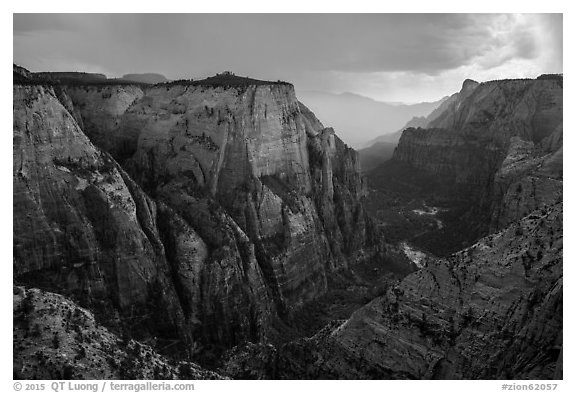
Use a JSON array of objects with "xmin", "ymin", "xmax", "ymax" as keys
[
  {"xmin": 377, "ymin": 76, "xmax": 562, "ymax": 239},
  {"xmin": 13, "ymin": 69, "xmax": 377, "ymax": 368},
  {"xmin": 13, "ymin": 286, "xmax": 224, "ymax": 380},
  {"xmin": 224, "ymin": 203, "xmax": 563, "ymax": 379},
  {"xmin": 489, "ymin": 137, "xmax": 562, "ymax": 230},
  {"xmin": 62, "ymin": 78, "xmax": 374, "ymax": 315},
  {"xmin": 64, "ymin": 85, "xmax": 145, "ymax": 161},
  {"xmin": 424, "ymin": 78, "xmax": 480, "ymax": 129}
]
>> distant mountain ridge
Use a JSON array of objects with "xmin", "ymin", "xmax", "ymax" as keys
[
  {"xmin": 27, "ymin": 70, "xmax": 169, "ymax": 85},
  {"xmin": 357, "ymin": 80, "xmax": 479, "ymax": 171},
  {"xmin": 297, "ymin": 90, "xmax": 447, "ymax": 147},
  {"xmin": 365, "ymin": 79, "xmax": 479, "ymax": 147},
  {"xmin": 122, "ymin": 73, "xmax": 168, "ymax": 84}
]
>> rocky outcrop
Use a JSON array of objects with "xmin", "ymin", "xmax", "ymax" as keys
[
  {"xmin": 489, "ymin": 137, "xmax": 562, "ymax": 230},
  {"xmin": 224, "ymin": 203, "xmax": 563, "ymax": 379},
  {"xmin": 425, "ymin": 78, "xmax": 479, "ymax": 129},
  {"xmin": 116, "ymin": 82, "xmax": 331, "ymax": 313},
  {"xmin": 13, "ymin": 286, "xmax": 224, "ymax": 379},
  {"xmin": 122, "ymin": 73, "xmax": 169, "ymax": 84},
  {"xmin": 358, "ymin": 80, "xmax": 479, "ymax": 171}
]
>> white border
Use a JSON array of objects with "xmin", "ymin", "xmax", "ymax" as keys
[{"xmin": 3, "ymin": 2, "xmax": 573, "ymax": 391}]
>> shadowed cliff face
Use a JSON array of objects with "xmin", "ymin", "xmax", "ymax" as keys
[
  {"xmin": 13, "ymin": 71, "xmax": 379, "ymax": 365},
  {"xmin": 224, "ymin": 203, "xmax": 563, "ymax": 379},
  {"xmin": 64, "ymin": 85, "xmax": 145, "ymax": 162},
  {"xmin": 14, "ymin": 85, "xmax": 166, "ymax": 308}
]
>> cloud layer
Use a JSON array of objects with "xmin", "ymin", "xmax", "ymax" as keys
[{"xmin": 14, "ymin": 13, "xmax": 562, "ymax": 102}]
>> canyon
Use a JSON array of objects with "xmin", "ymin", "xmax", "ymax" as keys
[
  {"xmin": 223, "ymin": 75, "xmax": 563, "ymax": 380},
  {"xmin": 13, "ymin": 66, "xmax": 562, "ymax": 380},
  {"xmin": 366, "ymin": 75, "xmax": 562, "ymax": 255}
]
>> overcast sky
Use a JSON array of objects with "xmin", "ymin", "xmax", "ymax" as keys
[{"xmin": 13, "ymin": 14, "xmax": 563, "ymax": 103}]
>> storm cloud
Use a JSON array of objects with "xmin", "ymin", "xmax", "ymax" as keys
[{"xmin": 13, "ymin": 13, "xmax": 562, "ymax": 102}]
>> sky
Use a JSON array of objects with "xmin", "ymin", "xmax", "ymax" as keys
[{"xmin": 13, "ymin": 13, "xmax": 563, "ymax": 103}]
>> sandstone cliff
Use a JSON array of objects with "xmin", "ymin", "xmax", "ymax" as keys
[{"xmin": 61, "ymin": 77, "xmax": 375, "ymax": 315}]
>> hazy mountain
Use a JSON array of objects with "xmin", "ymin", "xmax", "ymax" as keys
[
  {"xmin": 121, "ymin": 73, "xmax": 169, "ymax": 84},
  {"xmin": 357, "ymin": 80, "xmax": 480, "ymax": 170},
  {"xmin": 364, "ymin": 79, "xmax": 480, "ymax": 148},
  {"xmin": 296, "ymin": 90, "xmax": 446, "ymax": 147}
]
